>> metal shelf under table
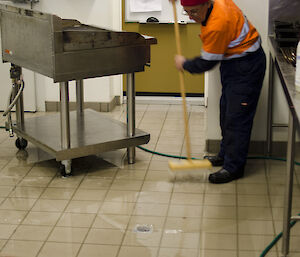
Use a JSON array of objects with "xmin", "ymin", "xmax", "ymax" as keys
[{"xmin": 12, "ymin": 109, "xmax": 150, "ymax": 162}]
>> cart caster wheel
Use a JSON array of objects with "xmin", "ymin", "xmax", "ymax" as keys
[
  {"xmin": 60, "ymin": 169, "xmax": 72, "ymax": 177},
  {"xmin": 60, "ymin": 165, "xmax": 72, "ymax": 177},
  {"xmin": 15, "ymin": 138, "xmax": 28, "ymax": 150},
  {"xmin": 60, "ymin": 160, "xmax": 72, "ymax": 177}
]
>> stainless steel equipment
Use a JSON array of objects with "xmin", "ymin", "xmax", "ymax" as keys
[
  {"xmin": 0, "ymin": 4, "xmax": 156, "ymax": 82},
  {"xmin": 0, "ymin": 0, "xmax": 38, "ymax": 5},
  {"xmin": 268, "ymin": 1, "xmax": 300, "ymax": 256},
  {"xmin": 0, "ymin": 0, "xmax": 39, "ymax": 4},
  {"xmin": 0, "ymin": 4, "xmax": 157, "ymax": 174}
]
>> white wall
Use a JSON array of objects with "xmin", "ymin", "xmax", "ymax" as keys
[
  {"xmin": 0, "ymin": 2, "xmax": 37, "ymax": 112},
  {"xmin": 206, "ymin": 0, "xmax": 289, "ymax": 143},
  {"xmin": 33, "ymin": 0, "xmax": 123, "ymax": 111}
]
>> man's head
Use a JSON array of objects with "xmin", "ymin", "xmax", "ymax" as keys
[{"xmin": 181, "ymin": 0, "xmax": 212, "ymax": 23}]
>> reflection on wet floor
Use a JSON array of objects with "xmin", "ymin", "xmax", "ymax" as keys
[{"xmin": 0, "ymin": 105, "xmax": 299, "ymax": 257}]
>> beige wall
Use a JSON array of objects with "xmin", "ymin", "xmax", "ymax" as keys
[{"xmin": 122, "ymin": 0, "xmax": 204, "ymax": 94}]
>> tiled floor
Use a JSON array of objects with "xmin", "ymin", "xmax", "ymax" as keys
[{"xmin": 0, "ymin": 104, "xmax": 299, "ymax": 257}]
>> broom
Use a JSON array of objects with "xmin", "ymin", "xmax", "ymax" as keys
[{"xmin": 168, "ymin": 0, "xmax": 212, "ymax": 174}]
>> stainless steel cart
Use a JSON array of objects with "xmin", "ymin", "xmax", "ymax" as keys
[{"xmin": 0, "ymin": 4, "xmax": 157, "ymax": 174}]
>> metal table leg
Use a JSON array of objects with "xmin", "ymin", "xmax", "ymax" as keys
[
  {"xmin": 282, "ymin": 110, "xmax": 296, "ymax": 257},
  {"xmin": 76, "ymin": 80, "xmax": 84, "ymax": 114},
  {"xmin": 76, "ymin": 79, "xmax": 85, "ymax": 146},
  {"xmin": 127, "ymin": 73, "xmax": 136, "ymax": 164},
  {"xmin": 267, "ymin": 53, "xmax": 274, "ymax": 155},
  {"xmin": 15, "ymin": 83, "xmax": 24, "ymax": 130},
  {"xmin": 60, "ymin": 82, "xmax": 72, "ymax": 174}
]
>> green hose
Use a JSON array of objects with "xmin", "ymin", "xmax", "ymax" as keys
[
  {"xmin": 247, "ymin": 155, "xmax": 300, "ymax": 166},
  {"xmin": 137, "ymin": 145, "xmax": 200, "ymax": 160},
  {"xmin": 260, "ymin": 215, "xmax": 300, "ymax": 257},
  {"xmin": 138, "ymin": 146, "xmax": 300, "ymax": 165},
  {"xmin": 137, "ymin": 145, "xmax": 300, "ymax": 257}
]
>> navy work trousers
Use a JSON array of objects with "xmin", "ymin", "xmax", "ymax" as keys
[{"xmin": 218, "ymin": 47, "xmax": 266, "ymax": 175}]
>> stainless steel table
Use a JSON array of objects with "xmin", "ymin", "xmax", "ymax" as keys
[
  {"xmin": 267, "ymin": 36, "xmax": 300, "ymax": 257},
  {"xmin": 0, "ymin": 4, "xmax": 157, "ymax": 174}
]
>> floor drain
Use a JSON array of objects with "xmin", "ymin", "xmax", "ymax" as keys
[{"xmin": 134, "ymin": 224, "xmax": 153, "ymax": 233}]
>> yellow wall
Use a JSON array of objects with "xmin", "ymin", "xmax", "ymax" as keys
[{"xmin": 122, "ymin": 0, "xmax": 204, "ymax": 94}]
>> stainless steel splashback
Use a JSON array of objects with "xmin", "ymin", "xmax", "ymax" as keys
[
  {"xmin": 0, "ymin": 4, "xmax": 157, "ymax": 82},
  {"xmin": 0, "ymin": 4, "xmax": 57, "ymax": 78},
  {"xmin": 269, "ymin": 0, "xmax": 300, "ymax": 35}
]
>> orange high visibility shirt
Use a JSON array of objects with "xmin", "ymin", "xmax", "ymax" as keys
[{"xmin": 200, "ymin": 0, "xmax": 260, "ymax": 60}]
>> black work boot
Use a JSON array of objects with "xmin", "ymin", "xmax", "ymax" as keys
[
  {"xmin": 204, "ymin": 155, "xmax": 224, "ymax": 167},
  {"xmin": 208, "ymin": 168, "xmax": 244, "ymax": 184}
]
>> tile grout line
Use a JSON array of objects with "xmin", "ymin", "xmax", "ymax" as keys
[
  {"xmin": 35, "ymin": 168, "xmax": 89, "ymax": 257},
  {"xmin": 114, "ymin": 103, "xmax": 156, "ymax": 257},
  {"xmin": 265, "ymin": 159, "xmax": 281, "ymax": 257},
  {"xmin": 197, "ymin": 180, "xmax": 208, "ymax": 257},
  {"xmin": 74, "ymin": 161, "xmax": 120, "ymax": 257},
  {"xmin": 153, "ymin": 104, "xmax": 178, "ymax": 257},
  {"xmin": 113, "ymin": 103, "xmax": 149, "ymax": 257},
  {"xmin": 236, "ymin": 179, "xmax": 239, "ymax": 257},
  {"xmin": 0, "ymin": 159, "xmax": 38, "ymax": 251},
  {"xmin": 22, "ymin": 158, "xmax": 96, "ymax": 256},
  {"xmin": 196, "ymin": 104, "xmax": 208, "ymax": 257},
  {"xmin": 0, "ymin": 161, "xmax": 57, "ymax": 256}
]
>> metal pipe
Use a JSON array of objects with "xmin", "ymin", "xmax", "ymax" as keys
[
  {"xmin": 3, "ymin": 80, "xmax": 24, "ymax": 117},
  {"xmin": 266, "ymin": 53, "xmax": 274, "ymax": 156},
  {"xmin": 6, "ymin": 84, "xmax": 16, "ymax": 137},
  {"xmin": 15, "ymin": 73, "xmax": 24, "ymax": 130},
  {"xmin": 282, "ymin": 110, "xmax": 296, "ymax": 257},
  {"xmin": 127, "ymin": 73, "xmax": 136, "ymax": 164},
  {"xmin": 59, "ymin": 82, "xmax": 71, "ymax": 150},
  {"xmin": 76, "ymin": 80, "xmax": 84, "ymax": 114}
]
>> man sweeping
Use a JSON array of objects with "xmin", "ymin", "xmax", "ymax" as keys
[{"xmin": 173, "ymin": 0, "xmax": 266, "ymax": 183}]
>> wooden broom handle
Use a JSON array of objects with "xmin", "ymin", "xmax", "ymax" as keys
[{"xmin": 171, "ymin": 0, "xmax": 192, "ymax": 160}]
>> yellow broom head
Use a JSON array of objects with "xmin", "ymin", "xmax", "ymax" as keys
[
  {"xmin": 168, "ymin": 159, "xmax": 212, "ymax": 171},
  {"xmin": 168, "ymin": 159, "xmax": 212, "ymax": 182}
]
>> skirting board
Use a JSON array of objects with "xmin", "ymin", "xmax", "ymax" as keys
[
  {"xmin": 123, "ymin": 96, "xmax": 205, "ymax": 105},
  {"xmin": 206, "ymin": 139, "xmax": 300, "ymax": 157},
  {"xmin": 45, "ymin": 96, "xmax": 120, "ymax": 112}
]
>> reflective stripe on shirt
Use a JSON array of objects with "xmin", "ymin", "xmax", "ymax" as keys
[
  {"xmin": 228, "ymin": 16, "xmax": 249, "ymax": 48},
  {"xmin": 201, "ymin": 50, "xmax": 224, "ymax": 61},
  {"xmin": 224, "ymin": 37, "xmax": 261, "ymax": 60},
  {"xmin": 202, "ymin": 37, "xmax": 261, "ymax": 61}
]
